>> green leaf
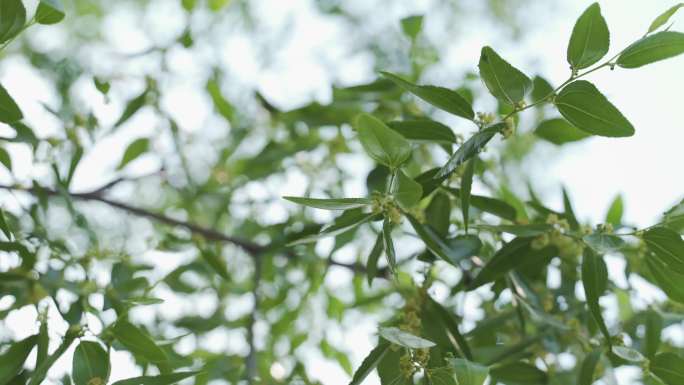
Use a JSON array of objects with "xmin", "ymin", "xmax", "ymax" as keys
[
  {"xmin": 427, "ymin": 299, "xmax": 473, "ymax": 360},
  {"xmin": 611, "ymin": 346, "xmax": 646, "ymax": 363},
  {"xmin": 648, "ymin": 4, "xmax": 684, "ymax": 34},
  {"xmin": 35, "ymin": 0, "xmax": 65, "ymax": 25},
  {"xmin": 583, "ymin": 233, "xmax": 626, "ymax": 254},
  {"xmin": 478, "ymin": 46, "xmax": 531, "ymax": 105},
  {"xmin": 400, "ymin": 15, "xmax": 423, "ymax": 40},
  {"xmin": 387, "ymin": 120, "xmax": 457, "ymax": 144},
  {"xmin": 437, "ymin": 123, "xmax": 504, "ymax": 178},
  {"xmin": 382, "ymin": 218, "xmax": 396, "ymax": 273},
  {"xmin": 200, "ymin": 249, "xmax": 229, "ymax": 280},
  {"xmin": 605, "ymin": 194, "xmax": 623, "ymax": 227},
  {"xmin": 473, "ymin": 223, "xmax": 552, "ymax": 237},
  {"xmin": 425, "ymin": 192, "xmax": 451, "ymax": 236},
  {"xmin": 94, "ymin": 77, "xmax": 110, "ymax": 96},
  {"xmin": 366, "ymin": 232, "xmax": 384, "ymax": 286},
  {"xmin": 72, "ymin": 341, "xmax": 110, "ymax": 385},
  {"xmin": 577, "ymin": 350, "xmax": 602, "ymax": 385},
  {"xmin": 0, "ymin": 147, "xmax": 11, "ymax": 172},
  {"xmin": 111, "ymin": 320, "xmax": 167, "ymax": 363},
  {"xmin": 118, "ymin": 138, "xmax": 150, "ymax": 170},
  {"xmin": 355, "ymin": 113, "xmax": 412, "ymax": 168},
  {"xmin": 650, "ymin": 352, "xmax": 684, "ymax": 385},
  {"xmin": 644, "ymin": 310, "xmax": 663, "ymax": 359},
  {"xmin": 36, "ymin": 318, "xmax": 48, "ymax": 369},
  {"xmin": 283, "ymin": 196, "xmax": 372, "ymax": 210},
  {"xmin": 208, "ymin": 0, "xmax": 230, "ymax": 12},
  {"xmin": 581, "ymin": 249, "xmax": 611, "ymax": 344},
  {"xmin": 646, "ymin": 256, "xmax": 684, "ymax": 303},
  {"xmin": 407, "ymin": 216, "xmax": 481, "ymax": 266},
  {"xmin": 348, "ymin": 341, "xmax": 390, "ymax": 385},
  {"xmin": 448, "ymin": 188, "xmax": 517, "ymax": 221},
  {"xmin": 555, "ymin": 80, "xmax": 634, "ymax": 137},
  {"xmin": 469, "ymin": 238, "xmax": 555, "ymax": 289},
  {"xmin": 0, "ymin": 0, "xmax": 26, "ymax": 43},
  {"xmin": 393, "ymin": 170, "xmax": 422, "ymax": 209},
  {"xmin": 643, "ymin": 227, "xmax": 684, "ymax": 274},
  {"xmin": 461, "ymin": 158, "xmax": 475, "ymax": 232},
  {"xmin": 567, "ymin": 3, "xmax": 610, "ymax": 70},
  {"xmin": 110, "ymin": 371, "xmax": 201, "ymax": 385},
  {"xmin": 206, "ymin": 74, "xmax": 235, "ymax": 122},
  {"xmin": 380, "ymin": 72, "xmax": 474, "ymax": 120},
  {"xmin": 618, "ymin": 31, "xmax": 684, "ymax": 68},
  {"xmin": 531, "ymin": 76, "xmax": 554, "ymax": 102},
  {"xmin": 534, "ymin": 118, "xmax": 590, "ymax": 145},
  {"xmin": 445, "ymin": 357, "xmax": 488, "ymax": 385},
  {"xmin": 0, "ymin": 335, "xmax": 36, "ymax": 385},
  {"xmin": 379, "ymin": 326, "xmax": 435, "ymax": 349},
  {"xmin": 0, "ymin": 84, "xmax": 23, "ymax": 123},
  {"xmin": 114, "ymin": 89, "xmax": 149, "ymax": 128},
  {"xmin": 489, "ymin": 361, "xmax": 547, "ymax": 384},
  {"xmin": 289, "ymin": 209, "xmax": 377, "ymax": 245},
  {"xmin": 0, "ymin": 209, "xmax": 11, "ymax": 239}
]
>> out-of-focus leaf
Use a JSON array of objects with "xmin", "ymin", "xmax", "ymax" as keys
[
  {"xmin": 645, "ymin": 310, "xmax": 663, "ymax": 358},
  {"xmin": 117, "ymin": 138, "xmax": 149, "ymax": 170},
  {"xmin": 110, "ymin": 371, "xmax": 200, "ymax": 385},
  {"xmin": 448, "ymin": 188, "xmax": 517, "ymax": 221},
  {"xmin": 379, "ymin": 327, "xmax": 435, "ymax": 349},
  {"xmin": 382, "ymin": 218, "xmax": 396, "ymax": 273},
  {"xmin": 577, "ymin": 350, "xmax": 602, "ymax": 385},
  {"xmin": 0, "ymin": 84, "xmax": 23, "ymax": 123},
  {"xmin": 489, "ymin": 361, "xmax": 547, "ymax": 384},
  {"xmin": 366, "ymin": 232, "xmax": 384, "ymax": 286},
  {"xmin": 289, "ymin": 210, "xmax": 376, "ymax": 245},
  {"xmin": 534, "ymin": 119, "xmax": 590, "ymax": 145},
  {"xmin": 473, "ymin": 224, "xmax": 552, "ymax": 237},
  {"xmin": 425, "ymin": 192, "xmax": 451, "ymax": 236},
  {"xmin": 567, "ymin": 3, "xmax": 609, "ymax": 70},
  {"xmin": 643, "ymin": 227, "xmax": 684, "ymax": 274},
  {"xmin": 111, "ymin": 320, "xmax": 167, "ymax": 363},
  {"xmin": 446, "ymin": 357, "xmax": 488, "ymax": 385},
  {"xmin": 0, "ymin": 335, "xmax": 36, "ymax": 385},
  {"xmin": 648, "ymin": 3, "xmax": 684, "ymax": 33},
  {"xmin": 0, "ymin": 147, "xmax": 11, "ymax": 172},
  {"xmin": 583, "ymin": 233, "xmax": 626, "ymax": 254},
  {"xmin": 400, "ymin": 15, "xmax": 423, "ymax": 40},
  {"xmin": 646, "ymin": 256, "xmax": 684, "ymax": 304},
  {"xmin": 35, "ymin": 0, "xmax": 65, "ymax": 25},
  {"xmin": 611, "ymin": 346, "xmax": 646, "ymax": 363},
  {"xmin": 114, "ymin": 89, "xmax": 149, "ymax": 128},
  {"xmin": 0, "ymin": 0, "xmax": 26, "ymax": 43},
  {"xmin": 461, "ymin": 158, "xmax": 475, "ymax": 232},
  {"xmin": 407, "ymin": 216, "xmax": 480, "ymax": 266},
  {"xmin": 650, "ymin": 352, "xmax": 684, "ymax": 385},
  {"xmin": 605, "ymin": 194, "xmax": 624, "ymax": 227}
]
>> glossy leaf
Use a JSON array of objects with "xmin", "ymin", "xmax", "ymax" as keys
[
  {"xmin": 407, "ymin": 216, "xmax": 481, "ymax": 266},
  {"xmin": 461, "ymin": 158, "xmax": 475, "ymax": 232},
  {"xmin": 118, "ymin": 138, "xmax": 150, "ymax": 170},
  {"xmin": 348, "ymin": 341, "xmax": 390, "ymax": 385},
  {"xmin": 446, "ymin": 358, "xmax": 488, "ymax": 385},
  {"xmin": 567, "ymin": 3, "xmax": 610, "ymax": 70},
  {"xmin": 355, "ymin": 113, "xmax": 411, "ymax": 168},
  {"xmin": 392, "ymin": 170, "xmax": 422, "ymax": 209},
  {"xmin": 437, "ymin": 123, "xmax": 504, "ymax": 178},
  {"xmin": 72, "ymin": 341, "xmax": 110, "ymax": 385},
  {"xmin": 648, "ymin": 3, "xmax": 684, "ymax": 34},
  {"xmin": 555, "ymin": 80, "xmax": 634, "ymax": 137},
  {"xmin": 583, "ymin": 233, "xmax": 626, "ymax": 254},
  {"xmin": 283, "ymin": 196, "xmax": 372, "ymax": 210},
  {"xmin": 111, "ymin": 320, "xmax": 167, "ymax": 363},
  {"xmin": 618, "ymin": 32, "xmax": 684, "ymax": 68},
  {"xmin": 611, "ymin": 346, "xmax": 646, "ymax": 363},
  {"xmin": 379, "ymin": 327, "xmax": 435, "ymax": 349},
  {"xmin": 35, "ymin": 0, "xmax": 66, "ymax": 25},
  {"xmin": 534, "ymin": 118, "xmax": 590, "ymax": 145},
  {"xmin": 0, "ymin": 84, "xmax": 23, "ymax": 123},
  {"xmin": 110, "ymin": 371, "xmax": 200, "ymax": 385},
  {"xmin": 0, "ymin": 0, "xmax": 26, "ymax": 43},
  {"xmin": 643, "ymin": 227, "xmax": 684, "ymax": 274},
  {"xmin": 0, "ymin": 335, "xmax": 36, "ymax": 385},
  {"xmin": 478, "ymin": 46, "xmax": 531, "ymax": 105},
  {"xmin": 650, "ymin": 352, "xmax": 684, "ymax": 385},
  {"xmin": 581, "ymin": 249, "xmax": 611, "ymax": 344},
  {"xmin": 387, "ymin": 120, "xmax": 457, "ymax": 144},
  {"xmin": 380, "ymin": 72, "xmax": 474, "ymax": 120},
  {"xmin": 366, "ymin": 232, "xmax": 384, "ymax": 286}
]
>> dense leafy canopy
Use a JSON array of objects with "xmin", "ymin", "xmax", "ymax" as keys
[{"xmin": 1, "ymin": 2, "xmax": 684, "ymax": 385}]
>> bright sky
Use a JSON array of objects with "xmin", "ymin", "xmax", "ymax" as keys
[{"xmin": 1, "ymin": 0, "xmax": 683, "ymax": 384}]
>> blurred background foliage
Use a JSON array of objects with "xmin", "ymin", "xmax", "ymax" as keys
[{"xmin": 1, "ymin": 1, "xmax": 683, "ymax": 385}]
